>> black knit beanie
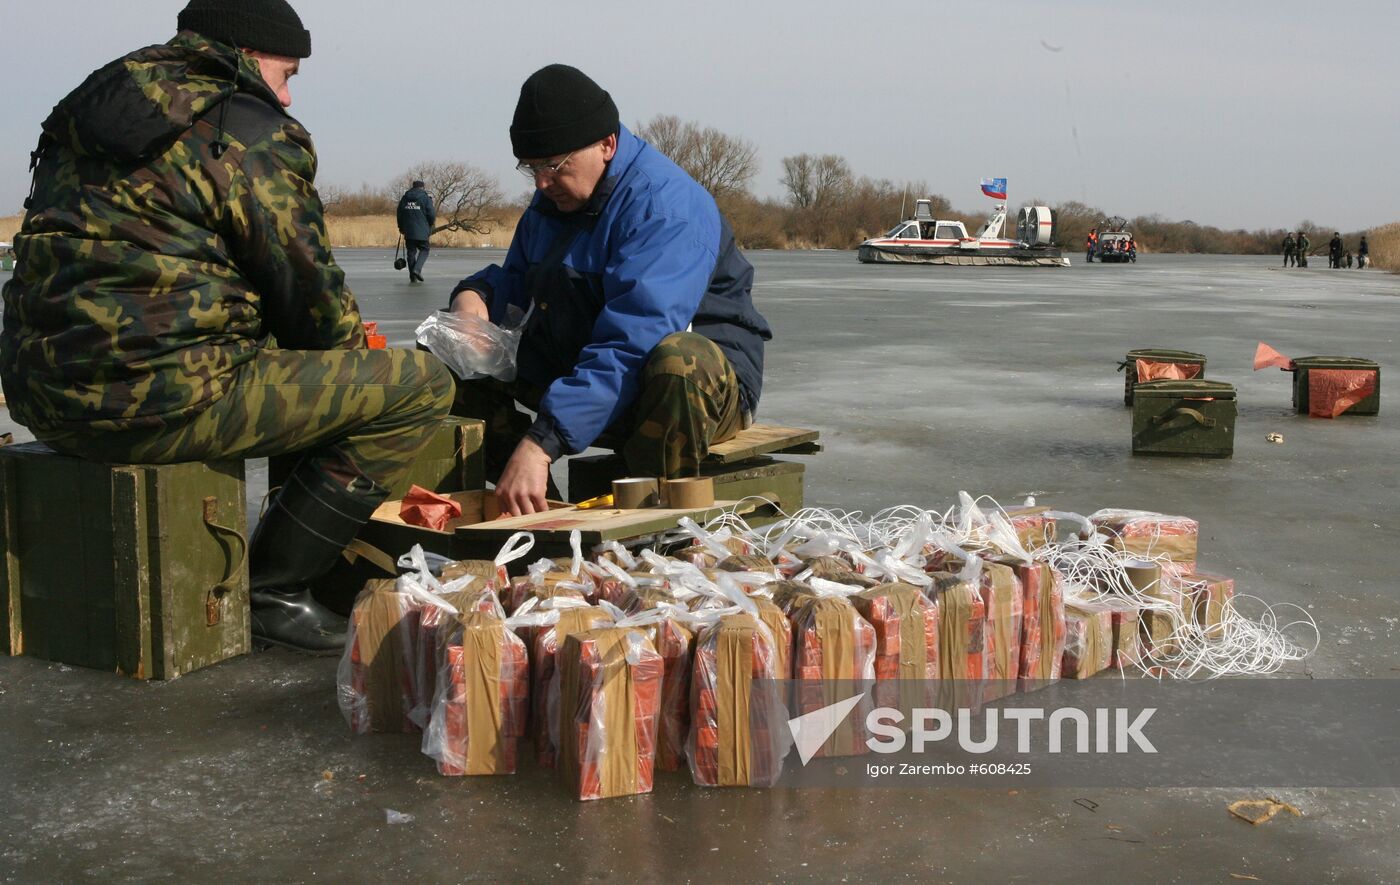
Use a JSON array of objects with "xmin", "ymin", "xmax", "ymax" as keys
[
  {"xmin": 178, "ymin": 0, "xmax": 312, "ymax": 59},
  {"xmin": 510, "ymin": 65, "xmax": 619, "ymax": 159}
]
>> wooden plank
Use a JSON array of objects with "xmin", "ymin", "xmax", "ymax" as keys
[
  {"xmin": 704, "ymin": 459, "xmax": 805, "ymax": 516},
  {"xmin": 456, "ymin": 499, "xmax": 764, "ymax": 545},
  {"xmin": 147, "ymin": 461, "xmax": 250, "ymax": 679},
  {"xmin": 704, "ymin": 424, "xmax": 820, "ymax": 465},
  {"xmin": 0, "ymin": 457, "xmax": 22, "ymax": 655},
  {"xmin": 112, "ymin": 467, "xmax": 153, "ymax": 679}
]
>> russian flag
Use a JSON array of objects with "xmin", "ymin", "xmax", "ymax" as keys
[{"xmin": 980, "ymin": 177, "xmax": 1007, "ymax": 200}]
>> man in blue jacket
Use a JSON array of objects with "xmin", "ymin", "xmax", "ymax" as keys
[
  {"xmin": 397, "ymin": 179, "xmax": 435, "ymax": 282},
  {"xmin": 447, "ymin": 64, "xmax": 771, "ymax": 515}
]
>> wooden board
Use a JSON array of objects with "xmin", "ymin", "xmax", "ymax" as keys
[
  {"xmin": 0, "ymin": 442, "xmax": 249, "ymax": 679},
  {"xmin": 704, "ymin": 424, "xmax": 820, "ymax": 465},
  {"xmin": 366, "ymin": 488, "xmax": 764, "ymax": 546},
  {"xmin": 461, "ymin": 500, "xmax": 759, "ymax": 544}
]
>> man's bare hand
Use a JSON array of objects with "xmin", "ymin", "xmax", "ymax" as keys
[
  {"xmin": 449, "ymin": 288, "xmax": 490, "ymax": 321},
  {"xmin": 495, "ymin": 436, "xmax": 552, "ymax": 516}
]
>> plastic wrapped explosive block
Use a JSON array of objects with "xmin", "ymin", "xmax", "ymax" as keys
[
  {"xmin": 766, "ymin": 579, "xmax": 821, "ymax": 615},
  {"xmin": 1090, "ymin": 509, "xmax": 1199, "ymax": 565},
  {"xmin": 979, "ymin": 563, "xmax": 1023, "ymax": 702},
  {"xmin": 337, "ymin": 579, "xmax": 419, "ymax": 735},
  {"xmin": 852, "ymin": 583, "xmax": 939, "ymax": 714},
  {"xmin": 641, "ymin": 617, "xmax": 696, "ymax": 771},
  {"xmin": 752, "ymin": 597, "xmax": 793, "ymax": 680},
  {"xmin": 411, "ymin": 587, "xmax": 499, "ymax": 728},
  {"xmin": 1109, "ymin": 609, "xmax": 1142, "ymax": 669},
  {"xmin": 1004, "ymin": 505, "xmax": 1057, "ymax": 551},
  {"xmin": 717, "ymin": 553, "xmax": 781, "ymax": 577},
  {"xmin": 689, "ymin": 613, "xmax": 788, "ymax": 787},
  {"xmin": 790, "ymin": 596, "xmax": 875, "ymax": 758},
  {"xmin": 1015, "ymin": 562, "xmax": 1066, "ymax": 692},
  {"xmin": 1062, "ymin": 604, "xmax": 1113, "ymax": 679},
  {"xmin": 533, "ymin": 607, "xmax": 615, "ymax": 767},
  {"xmin": 557, "ymin": 627, "xmax": 664, "ymax": 801},
  {"xmin": 800, "ymin": 555, "xmax": 879, "ymax": 588},
  {"xmin": 423, "ymin": 611, "xmax": 530, "ymax": 775},
  {"xmin": 1118, "ymin": 561, "xmax": 1181, "ymax": 657},
  {"xmin": 1171, "ymin": 572, "xmax": 1235, "ymax": 639},
  {"xmin": 930, "ymin": 571, "xmax": 987, "ymax": 714},
  {"xmin": 503, "ymin": 572, "xmax": 589, "ymax": 615}
]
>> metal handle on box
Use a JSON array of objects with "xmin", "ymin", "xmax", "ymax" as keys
[
  {"xmin": 203, "ymin": 496, "xmax": 248, "ymax": 626},
  {"xmin": 1153, "ymin": 407, "xmax": 1215, "ymax": 428}
]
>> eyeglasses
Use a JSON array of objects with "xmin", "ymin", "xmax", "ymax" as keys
[{"xmin": 516, "ymin": 149, "xmax": 577, "ymax": 179}]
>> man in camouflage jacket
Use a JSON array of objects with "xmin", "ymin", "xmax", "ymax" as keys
[{"xmin": 0, "ymin": 0, "xmax": 453, "ymax": 653}]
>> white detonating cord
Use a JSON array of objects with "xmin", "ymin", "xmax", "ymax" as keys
[{"xmin": 683, "ymin": 498, "xmax": 1321, "ymax": 679}]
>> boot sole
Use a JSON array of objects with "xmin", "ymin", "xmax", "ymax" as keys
[{"xmin": 252, "ymin": 634, "xmax": 346, "ymax": 657}]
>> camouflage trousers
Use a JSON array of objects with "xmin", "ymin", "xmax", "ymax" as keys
[
  {"xmin": 36, "ymin": 347, "xmax": 455, "ymax": 504},
  {"xmin": 454, "ymin": 332, "xmax": 744, "ymax": 481}
]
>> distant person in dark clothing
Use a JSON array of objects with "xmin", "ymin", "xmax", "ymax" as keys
[
  {"xmin": 1296, "ymin": 232, "xmax": 1310, "ymax": 267},
  {"xmin": 397, "ymin": 180, "xmax": 435, "ymax": 282},
  {"xmin": 1282, "ymin": 232, "xmax": 1296, "ymax": 267},
  {"xmin": 1328, "ymin": 232, "xmax": 1343, "ymax": 269},
  {"xmin": 1358, "ymin": 235, "xmax": 1369, "ymax": 268}
]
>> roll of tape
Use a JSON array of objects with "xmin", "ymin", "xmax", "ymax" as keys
[
  {"xmin": 664, "ymin": 476, "xmax": 714, "ymax": 509},
  {"xmin": 612, "ymin": 477, "xmax": 660, "ymax": 509}
]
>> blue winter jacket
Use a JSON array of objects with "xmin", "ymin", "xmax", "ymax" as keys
[
  {"xmin": 453, "ymin": 125, "xmax": 770, "ymax": 459},
  {"xmin": 397, "ymin": 186, "xmax": 435, "ymax": 241}
]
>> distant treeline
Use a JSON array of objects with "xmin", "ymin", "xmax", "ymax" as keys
[{"xmin": 319, "ymin": 114, "xmax": 1383, "ymax": 257}]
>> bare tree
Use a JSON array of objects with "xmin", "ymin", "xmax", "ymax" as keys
[
  {"xmin": 781, "ymin": 153, "xmax": 852, "ymax": 210},
  {"xmin": 635, "ymin": 115, "xmax": 759, "ymax": 197},
  {"xmin": 780, "ymin": 154, "xmax": 816, "ymax": 209},
  {"xmin": 812, "ymin": 155, "xmax": 853, "ymax": 208},
  {"xmin": 389, "ymin": 161, "xmax": 505, "ymax": 235},
  {"xmin": 637, "ymin": 114, "xmax": 687, "ymax": 159}
]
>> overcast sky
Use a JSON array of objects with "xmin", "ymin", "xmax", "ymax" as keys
[{"xmin": 2, "ymin": 0, "xmax": 1396, "ymax": 230}]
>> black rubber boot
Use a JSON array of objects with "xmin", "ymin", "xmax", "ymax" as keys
[{"xmin": 249, "ymin": 465, "xmax": 385, "ymax": 654}]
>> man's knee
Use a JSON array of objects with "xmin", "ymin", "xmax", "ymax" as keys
[
  {"xmin": 407, "ymin": 350, "xmax": 455, "ymax": 416},
  {"xmin": 642, "ymin": 332, "xmax": 725, "ymax": 387}
]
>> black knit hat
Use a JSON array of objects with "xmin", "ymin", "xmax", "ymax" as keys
[
  {"xmin": 178, "ymin": 0, "xmax": 312, "ymax": 59},
  {"xmin": 510, "ymin": 64, "xmax": 619, "ymax": 159}
]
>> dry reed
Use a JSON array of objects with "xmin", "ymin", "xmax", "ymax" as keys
[
  {"xmin": 1365, "ymin": 222, "xmax": 1400, "ymax": 272},
  {"xmin": 1, "ymin": 212, "xmax": 517, "ymax": 250},
  {"xmin": 326, "ymin": 214, "xmax": 517, "ymax": 249}
]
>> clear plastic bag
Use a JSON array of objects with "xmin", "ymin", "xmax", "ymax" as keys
[{"xmin": 414, "ymin": 306, "xmax": 525, "ymax": 382}]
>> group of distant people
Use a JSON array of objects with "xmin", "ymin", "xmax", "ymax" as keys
[
  {"xmin": 1282, "ymin": 231, "xmax": 1369, "ymax": 269},
  {"xmin": 1084, "ymin": 227, "xmax": 1136, "ymax": 263}
]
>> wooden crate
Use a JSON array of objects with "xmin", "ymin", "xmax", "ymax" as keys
[
  {"xmin": 1290, "ymin": 356, "xmax": 1380, "ymax": 416},
  {"xmin": 1120, "ymin": 349, "xmax": 1207, "ymax": 406},
  {"xmin": 0, "ymin": 442, "xmax": 249, "ymax": 679},
  {"xmin": 1131, "ymin": 380, "xmax": 1237, "ymax": 458}
]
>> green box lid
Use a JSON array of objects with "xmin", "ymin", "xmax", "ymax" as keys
[
  {"xmin": 1292, "ymin": 356, "xmax": 1378, "ymax": 370},
  {"xmin": 1133, "ymin": 379, "xmax": 1237, "ymax": 400}
]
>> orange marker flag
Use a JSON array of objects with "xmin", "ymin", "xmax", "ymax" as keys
[{"xmin": 1253, "ymin": 342, "xmax": 1292, "ymax": 371}]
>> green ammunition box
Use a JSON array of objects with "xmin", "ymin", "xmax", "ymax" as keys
[
  {"xmin": 1131, "ymin": 380, "xmax": 1237, "ymax": 458},
  {"xmin": 1290, "ymin": 356, "xmax": 1380, "ymax": 416},
  {"xmin": 0, "ymin": 443, "xmax": 250, "ymax": 679},
  {"xmin": 1120, "ymin": 349, "xmax": 1207, "ymax": 406},
  {"xmin": 269, "ymin": 416, "xmax": 485, "ymax": 497}
]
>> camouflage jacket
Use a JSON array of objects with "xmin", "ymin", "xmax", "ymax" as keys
[{"xmin": 0, "ymin": 31, "xmax": 364, "ymax": 432}]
